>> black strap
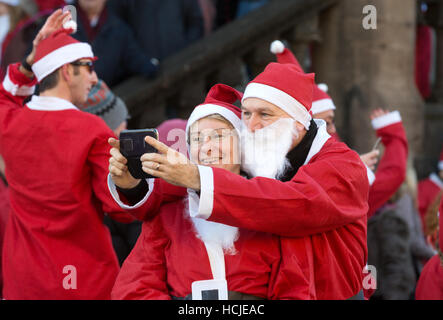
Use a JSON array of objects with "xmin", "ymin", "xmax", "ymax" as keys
[{"xmin": 21, "ymin": 58, "xmax": 33, "ymax": 72}]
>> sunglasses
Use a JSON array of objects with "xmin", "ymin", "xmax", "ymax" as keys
[{"xmin": 70, "ymin": 60, "xmax": 94, "ymax": 74}]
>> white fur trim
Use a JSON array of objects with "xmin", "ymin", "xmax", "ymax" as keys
[
  {"xmin": 366, "ymin": 165, "xmax": 376, "ymax": 186},
  {"xmin": 26, "ymin": 95, "xmax": 78, "ymax": 111},
  {"xmin": 439, "ymin": 161, "xmax": 443, "ymax": 172},
  {"xmin": 304, "ymin": 119, "xmax": 331, "ymax": 165},
  {"xmin": 429, "ymin": 172, "xmax": 443, "ymax": 189},
  {"xmin": 186, "ymin": 104, "xmax": 242, "ymax": 136},
  {"xmin": 311, "ymin": 98, "xmax": 336, "ymax": 115},
  {"xmin": 317, "ymin": 83, "xmax": 328, "ymax": 92},
  {"xmin": 270, "ymin": 40, "xmax": 285, "ymax": 54},
  {"xmin": 63, "ymin": 20, "xmax": 77, "ymax": 34},
  {"xmin": 32, "ymin": 42, "xmax": 94, "ymax": 81},
  {"xmin": 203, "ymin": 242, "xmax": 226, "ymax": 280},
  {"xmin": 371, "ymin": 110, "xmax": 402, "ymax": 130},
  {"xmin": 2, "ymin": 66, "xmax": 35, "ymax": 96},
  {"xmin": 107, "ymin": 174, "xmax": 156, "ymax": 209},
  {"xmin": 242, "ymin": 82, "xmax": 312, "ymax": 130},
  {"xmin": 188, "ymin": 166, "xmax": 214, "ymax": 219}
]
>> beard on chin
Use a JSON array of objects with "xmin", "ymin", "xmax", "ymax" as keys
[
  {"xmin": 185, "ymin": 197, "xmax": 239, "ymax": 254},
  {"xmin": 241, "ymin": 118, "xmax": 296, "ymax": 179}
]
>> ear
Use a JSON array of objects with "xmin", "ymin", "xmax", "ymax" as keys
[
  {"xmin": 294, "ymin": 120, "xmax": 305, "ymax": 133},
  {"xmin": 60, "ymin": 64, "xmax": 71, "ymax": 83}
]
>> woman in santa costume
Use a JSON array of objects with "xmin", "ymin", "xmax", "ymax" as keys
[
  {"xmin": 110, "ymin": 84, "xmax": 282, "ymax": 300},
  {"xmin": 0, "ymin": 10, "xmax": 134, "ymax": 299},
  {"xmin": 110, "ymin": 62, "xmax": 370, "ymax": 299},
  {"xmin": 418, "ymin": 149, "xmax": 443, "ymax": 234}
]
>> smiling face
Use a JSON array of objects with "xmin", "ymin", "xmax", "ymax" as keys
[{"xmin": 189, "ymin": 116, "xmax": 240, "ymax": 174}]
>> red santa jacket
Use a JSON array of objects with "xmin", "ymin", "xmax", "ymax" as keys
[
  {"xmin": 367, "ymin": 111, "xmax": 408, "ymax": 219},
  {"xmin": 0, "ymin": 63, "xmax": 134, "ymax": 299},
  {"xmin": 111, "ymin": 196, "xmax": 281, "ymax": 300},
  {"xmin": 418, "ymin": 173, "xmax": 443, "ymax": 233},
  {"xmin": 188, "ymin": 121, "xmax": 369, "ymax": 300}
]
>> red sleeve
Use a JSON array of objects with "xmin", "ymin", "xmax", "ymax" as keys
[
  {"xmin": 89, "ymin": 127, "xmax": 135, "ymax": 223},
  {"xmin": 0, "ymin": 63, "xmax": 37, "ymax": 151},
  {"xmin": 367, "ymin": 122, "xmax": 408, "ymax": 218},
  {"xmin": 0, "ymin": 63, "xmax": 36, "ymax": 106},
  {"xmin": 208, "ymin": 142, "xmax": 369, "ymax": 237},
  {"xmin": 111, "ymin": 215, "xmax": 171, "ymax": 300},
  {"xmin": 110, "ymin": 178, "xmax": 187, "ymax": 221}
]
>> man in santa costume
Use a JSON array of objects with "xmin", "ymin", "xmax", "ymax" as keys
[
  {"xmin": 418, "ymin": 148, "xmax": 443, "ymax": 233},
  {"xmin": 109, "ymin": 62, "xmax": 370, "ymax": 299},
  {"xmin": 269, "ymin": 41, "xmax": 408, "ymax": 211},
  {"xmin": 109, "ymin": 84, "xmax": 282, "ymax": 300},
  {"xmin": 269, "ymin": 41, "xmax": 408, "ymax": 298},
  {"xmin": 0, "ymin": 10, "xmax": 133, "ymax": 299}
]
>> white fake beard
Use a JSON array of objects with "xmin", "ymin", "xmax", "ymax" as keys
[
  {"xmin": 241, "ymin": 118, "xmax": 297, "ymax": 179},
  {"xmin": 185, "ymin": 197, "xmax": 239, "ymax": 254}
]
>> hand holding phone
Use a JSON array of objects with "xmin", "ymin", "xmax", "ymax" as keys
[{"xmin": 119, "ymin": 129, "xmax": 159, "ymax": 179}]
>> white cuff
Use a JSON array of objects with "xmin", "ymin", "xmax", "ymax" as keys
[
  {"xmin": 366, "ymin": 164, "xmax": 376, "ymax": 186},
  {"xmin": 107, "ymin": 174, "xmax": 155, "ymax": 210},
  {"xmin": 188, "ymin": 166, "xmax": 214, "ymax": 219},
  {"xmin": 371, "ymin": 111, "xmax": 402, "ymax": 130},
  {"xmin": 438, "ymin": 161, "xmax": 443, "ymax": 172},
  {"xmin": 2, "ymin": 66, "xmax": 35, "ymax": 97}
]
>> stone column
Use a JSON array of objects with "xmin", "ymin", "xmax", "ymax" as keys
[{"xmin": 313, "ymin": 0, "xmax": 424, "ymax": 155}]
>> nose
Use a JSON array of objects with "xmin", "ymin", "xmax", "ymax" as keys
[
  {"xmin": 90, "ymin": 71, "xmax": 98, "ymax": 86},
  {"xmin": 247, "ymin": 114, "xmax": 264, "ymax": 133}
]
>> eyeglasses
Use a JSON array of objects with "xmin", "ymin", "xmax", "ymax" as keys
[
  {"xmin": 189, "ymin": 129, "xmax": 236, "ymax": 146},
  {"xmin": 70, "ymin": 60, "xmax": 94, "ymax": 74}
]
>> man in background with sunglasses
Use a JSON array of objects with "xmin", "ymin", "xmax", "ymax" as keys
[{"xmin": 0, "ymin": 10, "xmax": 134, "ymax": 299}]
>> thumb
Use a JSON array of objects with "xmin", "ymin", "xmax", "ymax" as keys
[{"xmin": 108, "ymin": 137, "xmax": 120, "ymax": 149}]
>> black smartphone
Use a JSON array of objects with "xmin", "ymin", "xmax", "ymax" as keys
[{"xmin": 119, "ymin": 129, "xmax": 159, "ymax": 179}]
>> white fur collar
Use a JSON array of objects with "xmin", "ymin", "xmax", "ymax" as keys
[{"xmin": 26, "ymin": 95, "xmax": 78, "ymax": 111}]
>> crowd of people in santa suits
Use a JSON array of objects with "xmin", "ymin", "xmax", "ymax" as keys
[{"xmin": 0, "ymin": 10, "xmax": 441, "ymax": 300}]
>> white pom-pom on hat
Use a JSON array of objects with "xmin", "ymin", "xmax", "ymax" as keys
[
  {"xmin": 63, "ymin": 20, "xmax": 77, "ymax": 34},
  {"xmin": 317, "ymin": 83, "xmax": 329, "ymax": 93},
  {"xmin": 270, "ymin": 40, "xmax": 285, "ymax": 54}
]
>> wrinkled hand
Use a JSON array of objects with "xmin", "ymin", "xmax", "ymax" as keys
[
  {"xmin": 360, "ymin": 149, "xmax": 380, "ymax": 171},
  {"xmin": 108, "ymin": 138, "xmax": 141, "ymax": 189},
  {"xmin": 141, "ymin": 136, "xmax": 201, "ymax": 190}
]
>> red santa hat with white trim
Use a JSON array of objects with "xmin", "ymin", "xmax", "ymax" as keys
[
  {"xmin": 242, "ymin": 61, "xmax": 315, "ymax": 130},
  {"xmin": 186, "ymin": 84, "xmax": 243, "ymax": 138},
  {"xmin": 270, "ymin": 40, "xmax": 336, "ymax": 116},
  {"xmin": 32, "ymin": 27, "xmax": 95, "ymax": 82}
]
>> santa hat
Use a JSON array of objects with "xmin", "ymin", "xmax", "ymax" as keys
[
  {"xmin": 439, "ymin": 148, "xmax": 443, "ymax": 171},
  {"xmin": 242, "ymin": 62, "xmax": 315, "ymax": 130},
  {"xmin": 32, "ymin": 28, "xmax": 95, "ymax": 82},
  {"xmin": 270, "ymin": 40, "xmax": 336, "ymax": 116},
  {"xmin": 311, "ymin": 83, "xmax": 336, "ymax": 115},
  {"xmin": 0, "ymin": 0, "xmax": 19, "ymax": 6},
  {"xmin": 186, "ymin": 84, "xmax": 243, "ymax": 137}
]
